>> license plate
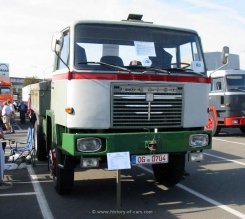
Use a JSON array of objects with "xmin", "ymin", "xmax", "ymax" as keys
[{"xmin": 131, "ymin": 154, "xmax": 168, "ymax": 165}]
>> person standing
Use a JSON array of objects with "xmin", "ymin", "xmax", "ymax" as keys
[
  {"xmin": 7, "ymin": 100, "xmax": 15, "ymax": 133},
  {"xmin": 19, "ymin": 101, "xmax": 27, "ymax": 124},
  {"xmin": 1, "ymin": 102, "xmax": 11, "ymax": 133}
]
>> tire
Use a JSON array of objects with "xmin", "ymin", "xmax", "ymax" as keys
[
  {"xmin": 49, "ymin": 149, "xmax": 75, "ymax": 195},
  {"xmin": 240, "ymin": 126, "xmax": 245, "ymax": 135},
  {"xmin": 35, "ymin": 123, "xmax": 47, "ymax": 161},
  {"xmin": 31, "ymin": 148, "xmax": 36, "ymax": 167},
  {"xmin": 55, "ymin": 165, "xmax": 75, "ymax": 195},
  {"xmin": 152, "ymin": 153, "xmax": 185, "ymax": 187},
  {"xmin": 206, "ymin": 112, "xmax": 220, "ymax": 136},
  {"xmin": 48, "ymin": 149, "xmax": 56, "ymax": 176}
]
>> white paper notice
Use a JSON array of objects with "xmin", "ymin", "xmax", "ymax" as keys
[
  {"xmin": 107, "ymin": 152, "xmax": 131, "ymax": 170},
  {"xmin": 134, "ymin": 41, "xmax": 156, "ymax": 56}
]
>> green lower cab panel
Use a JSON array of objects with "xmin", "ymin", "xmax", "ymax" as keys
[{"xmin": 61, "ymin": 130, "xmax": 212, "ymax": 157}]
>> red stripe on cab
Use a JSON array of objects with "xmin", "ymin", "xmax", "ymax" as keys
[{"xmin": 52, "ymin": 72, "xmax": 211, "ymax": 83}]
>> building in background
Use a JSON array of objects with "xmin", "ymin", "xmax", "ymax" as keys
[
  {"xmin": 10, "ymin": 77, "xmax": 43, "ymax": 101},
  {"xmin": 10, "ymin": 77, "xmax": 25, "ymax": 93},
  {"xmin": 204, "ymin": 52, "xmax": 240, "ymax": 71},
  {"xmin": 9, "ymin": 77, "xmax": 25, "ymax": 101}
]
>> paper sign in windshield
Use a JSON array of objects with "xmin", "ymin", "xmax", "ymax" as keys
[
  {"xmin": 134, "ymin": 41, "xmax": 156, "ymax": 56},
  {"xmin": 107, "ymin": 152, "xmax": 131, "ymax": 170}
]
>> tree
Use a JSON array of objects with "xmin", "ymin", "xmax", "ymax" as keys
[
  {"xmin": 23, "ymin": 76, "xmax": 41, "ymax": 87},
  {"xmin": 13, "ymin": 87, "xmax": 18, "ymax": 94}
]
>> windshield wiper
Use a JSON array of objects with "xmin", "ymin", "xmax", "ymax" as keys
[
  {"xmin": 125, "ymin": 65, "xmax": 171, "ymax": 75},
  {"xmin": 228, "ymin": 88, "xmax": 245, "ymax": 92},
  {"xmin": 142, "ymin": 67, "xmax": 171, "ymax": 75},
  {"xmin": 79, "ymin": 61, "xmax": 132, "ymax": 73},
  {"xmin": 167, "ymin": 68, "xmax": 204, "ymax": 76}
]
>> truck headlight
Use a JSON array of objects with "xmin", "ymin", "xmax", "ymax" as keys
[
  {"xmin": 189, "ymin": 134, "xmax": 209, "ymax": 147},
  {"xmin": 77, "ymin": 137, "xmax": 102, "ymax": 152}
]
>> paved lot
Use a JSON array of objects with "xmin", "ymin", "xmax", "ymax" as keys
[{"xmin": 1, "ymin": 125, "xmax": 245, "ymax": 219}]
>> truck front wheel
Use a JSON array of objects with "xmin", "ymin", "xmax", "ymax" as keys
[
  {"xmin": 35, "ymin": 123, "xmax": 47, "ymax": 161},
  {"xmin": 152, "ymin": 153, "xmax": 185, "ymax": 187},
  {"xmin": 206, "ymin": 112, "xmax": 220, "ymax": 136},
  {"xmin": 49, "ymin": 149, "xmax": 75, "ymax": 195},
  {"xmin": 240, "ymin": 126, "xmax": 245, "ymax": 135}
]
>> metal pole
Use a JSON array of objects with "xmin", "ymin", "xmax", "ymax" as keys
[
  {"xmin": 0, "ymin": 141, "xmax": 4, "ymax": 185},
  {"xmin": 116, "ymin": 169, "xmax": 121, "ymax": 210}
]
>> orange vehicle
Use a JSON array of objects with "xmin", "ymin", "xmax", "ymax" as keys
[{"xmin": 0, "ymin": 80, "xmax": 13, "ymax": 108}]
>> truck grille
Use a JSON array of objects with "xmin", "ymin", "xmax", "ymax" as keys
[{"xmin": 112, "ymin": 83, "xmax": 183, "ymax": 128}]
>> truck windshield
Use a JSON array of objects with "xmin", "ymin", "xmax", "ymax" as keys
[
  {"xmin": 0, "ymin": 87, "xmax": 11, "ymax": 95},
  {"xmin": 74, "ymin": 24, "xmax": 205, "ymax": 74},
  {"xmin": 226, "ymin": 75, "xmax": 245, "ymax": 91}
]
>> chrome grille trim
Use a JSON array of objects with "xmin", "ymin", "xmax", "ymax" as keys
[{"xmin": 112, "ymin": 83, "xmax": 183, "ymax": 128}]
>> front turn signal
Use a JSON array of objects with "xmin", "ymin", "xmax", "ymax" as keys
[{"xmin": 65, "ymin": 107, "xmax": 74, "ymax": 114}]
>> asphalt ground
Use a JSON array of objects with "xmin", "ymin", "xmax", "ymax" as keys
[{"xmin": 1, "ymin": 124, "xmax": 245, "ymax": 219}]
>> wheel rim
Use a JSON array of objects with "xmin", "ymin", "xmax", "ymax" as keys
[
  {"xmin": 31, "ymin": 149, "xmax": 36, "ymax": 166},
  {"xmin": 49, "ymin": 149, "xmax": 57, "ymax": 177},
  {"xmin": 205, "ymin": 116, "xmax": 214, "ymax": 130}
]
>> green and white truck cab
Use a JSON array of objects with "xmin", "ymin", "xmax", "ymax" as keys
[{"xmin": 30, "ymin": 15, "xmax": 212, "ymax": 194}]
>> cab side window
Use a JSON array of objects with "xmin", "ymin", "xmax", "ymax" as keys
[
  {"xmin": 57, "ymin": 31, "xmax": 69, "ymax": 70},
  {"xmin": 211, "ymin": 77, "xmax": 224, "ymax": 91}
]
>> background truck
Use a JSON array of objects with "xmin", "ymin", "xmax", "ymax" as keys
[
  {"xmin": 29, "ymin": 14, "xmax": 212, "ymax": 195},
  {"xmin": 26, "ymin": 81, "xmax": 51, "ymax": 159},
  {"xmin": 0, "ymin": 80, "xmax": 13, "ymax": 107},
  {"xmin": 204, "ymin": 52, "xmax": 245, "ymax": 135},
  {"xmin": 0, "ymin": 64, "xmax": 13, "ymax": 107},
  {"xmin": 206, "ymin": 69, "xmax": 245, "ymax": 135}
]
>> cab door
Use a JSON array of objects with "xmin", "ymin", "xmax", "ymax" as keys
[{"xmin": 209, "ymin": 77, "xmax": 225, "ymax": 119}]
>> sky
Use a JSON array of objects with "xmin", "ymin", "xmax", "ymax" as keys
[{"xmin": 0, "ymin": 0, "xmax": 245, "ymax": 79}]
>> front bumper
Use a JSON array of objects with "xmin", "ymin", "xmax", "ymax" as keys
[
  {"xmin": 224, "ymin": 117, "xmax": 245, "ymax": 126},
  {"xmin": 60, "ymin": 130, "xmax": 212, "ymax": 157}
]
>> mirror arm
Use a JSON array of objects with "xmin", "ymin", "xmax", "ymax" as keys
[
  {"xmin": 210, "ymin": 56, "xmax": 229, "ymax": 76},
  {"xmin": 55, "ymin": 52, "xmax": 71, "ymax": 76}
]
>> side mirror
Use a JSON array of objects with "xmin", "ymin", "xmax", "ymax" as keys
[
  {"xmin": 221, "ymin": 46, "xmax": 229, "ymax": 64},
  {"xmin": 51, "ymin": 32, "xmax": 64, "ymax": 53},
  {"xmin": 210, "ymin": 46, "xmax": 230, "ymax": 76}
]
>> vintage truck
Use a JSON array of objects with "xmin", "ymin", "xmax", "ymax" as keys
[
  {"xmin": 0, "ymin": 63, "xmax": 13, "ymax": 107},
  {"xmin": 207, "ymin": 69, "xmax": 245, "ymax": 135},
  {"xmin": 29, "ymin": 14, "xmax": 212, "ymax": 194}
]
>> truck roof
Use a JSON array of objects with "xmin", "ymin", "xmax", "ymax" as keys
[
  {"xmin": 208, "ymin": 70, "xmax": 245, "ymax": 78},
  {"xmin": 0, "ymin": 80, "xmax": 12, "ymax": 86},
  {"xmin": 70, "ymin": 19, "xmax": 199, "ymax": 35}
]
